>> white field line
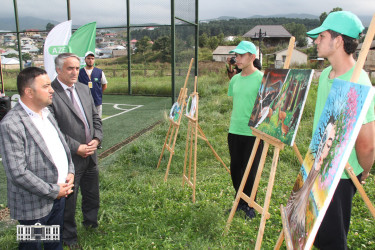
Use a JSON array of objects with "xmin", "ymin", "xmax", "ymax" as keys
[{"xmin": 101, "ymin": 103, "xmax": 143, "ymax": 121}]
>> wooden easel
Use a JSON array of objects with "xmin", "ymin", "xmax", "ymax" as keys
[
  {"xmin": 275, "ymin": 14, "xmax": 375, "ymax": 250},
  {"xmin": 182, "ymin": 77, "xmax": 230, "ymax": 203},
  {"xmin": 224, "ymin": 37, "xmax": 304, "ymax": 250},
  {"xmin": 0, "ymin": 56, "xmax": 4, "ymax": 95},
  {"xmin": 157, "ymin": 58, "xmax": 194, "ymax": 181}
]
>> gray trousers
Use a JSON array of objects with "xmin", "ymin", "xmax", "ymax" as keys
[{"xmin": 63, "ymin": 156, "xmax": 100, "ymax": 244}]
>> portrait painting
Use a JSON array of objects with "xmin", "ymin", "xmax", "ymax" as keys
[{"xmin": 283, "ymin": 79, "xmax": 374, "ymax": 249}]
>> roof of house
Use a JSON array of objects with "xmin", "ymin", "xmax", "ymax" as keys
[
  {"xmin": 243, "ymin": 25, "xmax": 292, "ymax": 38},
  {"xmin": 357, "ymin": 40, "xmax": 375, "ymax": 50},
  {"xmin": 212, "ymin": 46, "xmax": 236, "ymax": 55},
  {"xmin": 273, "ymin": 48, "xmax": 307, "ymax": 56},
  {"xmin": 1, "ymin": 57, "xmax": 19, "ymax": 65}
]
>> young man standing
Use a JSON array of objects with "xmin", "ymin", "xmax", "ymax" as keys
[
  {"xmin": 307, "ymin": 11, "xmax": 375, "ymax": 249},
  {"xmin": 78, "ymin": 51, "xmax": 108, "ymax": 118}
]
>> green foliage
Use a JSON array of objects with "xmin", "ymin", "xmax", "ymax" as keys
[
  {"xmin": 22, "ymin": 53, "xmax": 32, "ymax": 62},
  {"xmin": 200, "ymin": 17, "xmax": 320, "ymax": 37},
  {"xmin": 198, "ymin": 47, "xmax": 213, "ymax": 61},
  {"xmin": 207, "ymin": 36, "xmax": 219, "ymax": 50},
  {"xmin": 284, "ymin": 22, "xmax": 307, "ymax": 47},
  {"xmin": 46, "ymin": 22, "xmax": 55, "ymax": 32},
  {"xmin": 199, "ymin": 33, "xmax": 208, "ymax": 48},
  {"xmin": 319, "ymin": 7, "xmax": 343, "ymax": 24},
  {"xmin": 4, "ymin": 53, "xmax": 17, "ymax": 58},
  {"xmin": 135, "ymin": 36, "xmax": 152, "ymax": 54}
]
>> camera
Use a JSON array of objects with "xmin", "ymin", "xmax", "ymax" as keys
[{"xmin": 229, "ymin": 56, "xmax": 236, "ymax": 65}]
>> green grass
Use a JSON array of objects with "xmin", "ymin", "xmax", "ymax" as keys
[
  {"xmin": 1, "ymin": 70, "xmax": 374, "ymax": 249},
  {"xmin": 100, "ymin": 95, "xmax": 170, "ymax": 151}
]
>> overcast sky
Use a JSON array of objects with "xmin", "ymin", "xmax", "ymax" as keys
[{"xmin": 1, "ymin": 0, "xmax": 374, "ymax": 27}]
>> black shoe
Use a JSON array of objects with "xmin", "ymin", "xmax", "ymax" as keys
[
  {"xmin": 63, "ymin": 242, "xmax": 82, "ymax": 250},
  {"xmin": 241, "ymin": 206, "xmax": 256, "ymax": 220},
  {"xmin": 226, "ymin": 203, "xmax": 244, "ymax": 215}
]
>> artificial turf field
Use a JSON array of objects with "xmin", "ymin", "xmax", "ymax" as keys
[{"xmin": 0, "ymin": 94, "xmax": 171, "ymax": 206}]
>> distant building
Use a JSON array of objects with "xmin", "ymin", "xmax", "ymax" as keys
[
  {"xmin": 355, "ymin": 40, "xmax": 375, "ymax": 72},
  {"xmin": 1, "ymin": 57, "xmax": 20, "ymax": 69},
  {"xmin": 212, "ymin": 45, "xmax": 261, "ymax": 62},
  {"xmin": 24, "ymin": 29, "xmax": 40, "ymax": 37},
  {"xmin": 224, "ymin": 36, "xmax": 237, "ymax": 42},
  {"xmin": 273, "ymin": 48, "xmax": 308, "ymax": 68},
  {"xmin": 243, "ymin": 25, "xmax": 292, "ymax": 46}
]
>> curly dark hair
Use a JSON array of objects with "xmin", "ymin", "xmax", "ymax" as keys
[{"xmin": 327, "ymin": 30, "xmax": 360, "ymax": 55}]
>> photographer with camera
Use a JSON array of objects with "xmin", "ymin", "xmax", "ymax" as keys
[
  {"xmin": 226, "ymin": 56, "xmax": 241, "ymax": 80},
  {"xmin": 226, "ymin": 55, "xmax": 262, "ymax": 80}
]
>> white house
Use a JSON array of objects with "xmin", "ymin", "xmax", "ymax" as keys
[
  {"xmin": 1, "ymin": 56, "xmax": 20, "ymax": 69},
  {"xmin": 273, "ymin": 48, "xmax": 308, "ymax": 68},
  {"xmin": 212, "ymin": 45, "xmax": 262, "ymax": 62}
]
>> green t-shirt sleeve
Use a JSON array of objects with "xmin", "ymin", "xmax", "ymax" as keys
[{"xmin": 228, "ymin": 75, "xmax": 237, "ymax": 97}]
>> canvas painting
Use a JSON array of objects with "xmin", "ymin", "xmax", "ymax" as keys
[
  {"xmin": 169, "ymin": 102, "xmax": 181, "ymax": 122},
  {"xmin": 283, "ymin": 79, "xmax": 374, "ymax": 250},
  {"xmin": 186, "ymin": 95, "xmax": 197, "ymax": 118},
  {"xmin": 248, "ymin": 69, "xmax": 313, "ymax": 146}
]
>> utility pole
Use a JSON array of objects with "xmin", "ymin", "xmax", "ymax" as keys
[{"xmin": 254, "ymin": 29, "xmax": 267, "ymax": 64}]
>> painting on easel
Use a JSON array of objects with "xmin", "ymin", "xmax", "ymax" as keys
[
  {"xmin": 248, "ymin": 69, "xmax": 313, "ymax": 146},
  {"xmin": 283, "ymin": 79, "xmax": 374, "ymax": 250},
  {"xmin": 186, "ymin": 95, "xmax": 197, "ymax": 118},
  {"xmin": 169, "ymin": 102, "xmax": 181, "ymax": 122}
]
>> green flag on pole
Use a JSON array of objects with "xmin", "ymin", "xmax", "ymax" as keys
[{"xmin": 68, "ymin": 22, "xmax": 96, "ymax": 67}]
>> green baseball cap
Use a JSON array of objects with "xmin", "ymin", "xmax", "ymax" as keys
[
  {"xmin": 307, "ymin": 11, "xmax": 364, "ymax": 39},
  {"xmin": 229, "ymin": 41, "xmax": 257, "ymax": 54}
]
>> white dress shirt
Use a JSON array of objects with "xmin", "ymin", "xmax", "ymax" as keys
[
  {"xmin": 19, "ymin": 99, "xmax": 69, "ymax": 183},
  {"xmin": 57, "ymin": 79, "xmax": 90, "ymax": 128}
]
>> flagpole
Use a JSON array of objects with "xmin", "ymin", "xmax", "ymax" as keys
[{"xmin": 67, "ymin": 0, "xmax": 71, "ymax": 20}]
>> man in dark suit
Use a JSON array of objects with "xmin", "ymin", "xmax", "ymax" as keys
[
  {"xmin": 0, "ymin": 67, "xmax": 75, "ymax": 249},
  {"xmin": 49, "ymin": 53, "xmax": 103, "ymax": 247}
]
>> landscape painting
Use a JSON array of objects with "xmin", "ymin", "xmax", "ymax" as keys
[
  {"xmin": 248, "ymin": 69, "xmax": 314, "ymax": 146},
  {"xmin": 282, "ymin": 79, "xmax": 374, "ymax": 250}
]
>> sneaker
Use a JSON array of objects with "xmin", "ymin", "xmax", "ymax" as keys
[
  {"xmin": 241, "ymin": 206, "xmax": 256, "ymax": 219},
  {"xmin": 226, "ymin": 204, "xmax": 243, "ymax": 215}
]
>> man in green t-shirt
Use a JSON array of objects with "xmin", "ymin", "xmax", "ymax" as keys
[{"xmin": 306, "ymin": 11, "xmax": 375, "ymax": 249}]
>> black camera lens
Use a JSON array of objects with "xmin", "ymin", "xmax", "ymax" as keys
[{"xmin": 229, "ymin": 57, "xmax": 236, "ymax": 64}]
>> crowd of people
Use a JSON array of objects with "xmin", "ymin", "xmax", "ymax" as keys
[{"xmin": 0, "ymin": 10, "xmax": 374, "ymax": 250}]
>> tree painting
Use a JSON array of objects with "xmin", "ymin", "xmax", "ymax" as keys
[
  {"xmin": 249, "ymin": 69, "xmax": 314, "ymax": 146},
  {"xmin": 283, "ymin": 79, "xmax": 374, "ymax": 250}
]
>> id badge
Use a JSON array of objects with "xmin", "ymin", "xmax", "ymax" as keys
[{"xmin": 88, "ymin": 81, "xmax": 93, "ymax": 88}]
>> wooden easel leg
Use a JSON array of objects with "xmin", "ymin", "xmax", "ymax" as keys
[
  {"xmin": 188, "ymin": 122, "xmax": 194, "ymax": 182},
  {"xmin": 345, "ymin": 163, "xmax": 375, "ymax": 218},
  {"xmin": 292, "ymin": 143, "xmax": 304, "ymax": 165},
  {"xmin": 255, "ymin": 147, "xmax": 281, "ymax": 250},
  {"xmin": 183, "ymin": 121, "xmax": 192, "ymax": 185},
  {"xmin": 157, "ymin": 122, "xmax": 173, "ymax": 169},
  {"xmin": 198, "ymin": 125, "xmax": 230, "ymax": 174},
  {"xmin": 193, "ymin": 121, "xmax": 198, "ymax": 203},
  {"xmin": 164, "ymin": 125, "xmax": 180, "ymax": 182},
  {"xmin": 249, "ymin": 142, "xmax": 270, "ymax": 213},
  {"xmin": 224, "ymin": 138, "xmax": 261, "ymax": 234},
  {"xmin": 274, "ymin": 231, "xmax": 284, "ymax": 250}
]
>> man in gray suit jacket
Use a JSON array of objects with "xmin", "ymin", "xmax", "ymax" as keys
[
  {"xmin": 49, "ymin": 53, "xmax": 103, "ymax": 247},
  {"xmin": 0, "ymin": 67, "xmax": 75, "ymax": 249}
]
